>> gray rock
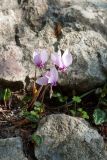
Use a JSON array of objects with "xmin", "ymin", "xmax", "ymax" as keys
[
  {"xmin": 0, "ymin": 137, "xmax": 28, "ymax": 160},
  {"xmin": 0, "ymin": 0, "xmax": 22, "ymax": 45},
  {"xmin": 0, "ymin": 44, "xmax": 35, "ymax": 83},
  {"xmin": 34, "ymin": 114, "xmax": 107, "ymax": 160},
  {"xmin": 0, "ymin": 0, "xmax": 107, "ymax": 91},
  {"xmin": 21, "ymin": 0, "xmax": 48, "ymax": 32}
]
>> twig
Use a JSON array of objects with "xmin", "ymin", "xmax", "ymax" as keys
[
  {"xmin": 28, "ymin": 86, "xmax": 43, "ymax": 110},
  {"xmin": 40, "ymin": 85, "xmax": 49, "ymax": 103}
]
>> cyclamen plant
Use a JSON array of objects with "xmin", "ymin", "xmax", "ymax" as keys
[{"xmin": 33, "ymin": 48, "xmax": 73, "ymax": 96}]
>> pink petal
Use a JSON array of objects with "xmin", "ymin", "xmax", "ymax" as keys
[
  {"xmin": 51, "ymin": 50, "xmax": 63, "ymax": 69},
  {"xmin": 36, "ymin": 76, "xmax": 48, "ymax": 86},
  {"xmin": 48, "ymin": 67, "xmax": 58, "ymax": 86},
  {"xmin": 62, "ymin": 49, "xmax": 73, "ymax": 67},
  {"xmin": 51, "ymin": 53, "xmax": 59, "ymax": 66},
  {"xmin": 44, "ymin": 71, "xmax": 50, "ymax": 78},
  {"xmin": 40, "ymin": 49, "xmax": 48, "ymax": 64},
  {"xmin": 33, "ymin": 49, "xmax": 38, "ymax": 59},
  {"xmin": 33, "ymin": 50, "xmax": 41, "ymax": 66},
  {"xmin": 57, "ymin": 50, "xmax": 64, "ymax": 68}
]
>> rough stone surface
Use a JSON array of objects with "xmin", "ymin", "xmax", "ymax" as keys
[
  {"xmin": 34, "ymin": 114, "xmax": 107, "ymax": 160},
  {"xmin": 0, "ymin": 44, "xmax": 34, "ymax": 82},
  {"xmin": 0, "ymin": 137, "xmax": 28, "ymax": 160},
  {"xmin": 0, "ymin": 0, "xmax": 107, "ymax": 91}
]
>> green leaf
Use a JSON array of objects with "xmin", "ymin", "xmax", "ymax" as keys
[
  {"xmin": 27, "ymin": 114, "xmax": 39, "ymax": 122},
  {"xmin": 3, "ymin": 88, "xmax": 12, "ymax": 102},
  {"xmin": 52, "ymin": 92, "xmax": 68, "ymax": 103},
  {"xmin": 32, "ymin": 134, "xmax": 44, "ymax": 145},
  {"xmin": 23, "ymin": 111, "xmax": 39, "ymax": 122},
  {"xmin": 34, "ymin": 102, "xmax": 44, "ymax": 113},
  {"xmin": 34, "ymin": 107, "xmax": 41, "ymax": 112},
  {"xmin": 77, "ymin": 108, "xmax": 89, "ymax": 119},
  {"xmin": 102, "ymin": 85, "xmax": 107, "ymax": 97},
  {"xmin": 34, "ymin": 101, "xmax": 42, "ymax": 107},
  {"xmin": 52, "ymin": 92, "xmax": 61, "ymax": 97},
  {"xmin": 72, "ymin": 96, "xmax": 81, "ymax": 103},
  {"xmin": 82, "ymin": 111, "xmax": 89, "ymax": 119},
  {"xmin": 70, "ymin": 109, "xmax": 76, "ymax": 116},
  {"xmin": 77, "ymin": 108, "xmax": 83, "ymax": 112},
  {"xmin": 59, "ymin": 97, "xmax": 64, "ymax": 102},
  {"xmin": 93, "ymin": 108, "xmax": 107, "ymax": 125},
  {"xmin": 30, "ymin": 111, "xmax": 37, "ymax": 116}
]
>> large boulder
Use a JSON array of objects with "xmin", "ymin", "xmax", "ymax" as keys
[
  {"xmin": 34, "ymin": 114, "xmax": 107, "ymax": 160},
  {"xmin": 0, "ymin": 0, "xmax": 107, "ymax": 91}
]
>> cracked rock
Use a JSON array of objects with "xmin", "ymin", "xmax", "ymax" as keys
[{"xmin": 34, "ymin": 114, "xmax": 107, "ymax": 160}]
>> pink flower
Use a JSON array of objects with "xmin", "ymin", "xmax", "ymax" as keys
[
  {"xmin": 36, "ymin": 67, "xmax": 58, "ymax": 86},
  {"xmin": 51, "ymin": 49, "xmax": 73, "ymax": 71},
  {"xmin": 33, "ymin": 49, "xmax": 48, "ymax": 68}
]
